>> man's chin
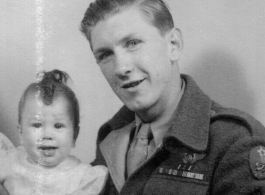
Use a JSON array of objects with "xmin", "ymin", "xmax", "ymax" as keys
[{"xmin": 124, "ymin": 101, "xmax": 149, "ymax": 113}]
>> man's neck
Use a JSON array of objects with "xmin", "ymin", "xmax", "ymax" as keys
[{"xmin": 137, "ymin": 77, "xmax": 184, "ymax": 125}]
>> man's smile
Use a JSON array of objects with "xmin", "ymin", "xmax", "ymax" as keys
[{"xmin": 121, "ymin": 79, "xmax": 145, "ymax": 89}]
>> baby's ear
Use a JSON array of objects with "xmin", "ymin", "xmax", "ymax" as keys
[
  {"xmin": 72, "ymin": 126, "xmax": 80, "ymax": 148},
  {"xmin": 17, "ymin": 124, "xmax": 22, "ymax": 134},
  {"xmin": 17, "ymin": 124, "xmax": 24, "ymax": 145}
]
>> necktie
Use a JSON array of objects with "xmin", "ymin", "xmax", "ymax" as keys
[{"xmin": 126, "ymin": 123, "xmax": 153, "ymax": 177}]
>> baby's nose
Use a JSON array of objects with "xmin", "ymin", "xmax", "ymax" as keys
[
  {"xmin": 42, "ymin": 136, "xmax": 52, "ymax": 140},
  {"xmin": 40, "ymin": 127, "xmax": 54, "ymax": 140}
]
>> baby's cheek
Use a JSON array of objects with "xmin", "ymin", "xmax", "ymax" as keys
[{"xmin": 22, "ymin": 136, "xmax": 35, "ymax": 148}]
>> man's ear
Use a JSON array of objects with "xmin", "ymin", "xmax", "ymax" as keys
[{"xmin": 167, "ymin": 28, "xmax": 183, "ymax": 62}]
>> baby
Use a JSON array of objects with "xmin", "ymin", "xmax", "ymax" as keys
[{"xmin": 0, "ymin": 70, "xmax": 108, "ymax": 195}]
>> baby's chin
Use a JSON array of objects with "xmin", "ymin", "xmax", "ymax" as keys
[
  {"xmin": 25, "ymin": 148, "xmax": 72, "ymax": 169},
  {"xmin": 27, "ymin": 154, "xmax": 65, "ymax": 168},
  {"xmin": 36, "ymin": 158, "xmax": 59, "ymax": 167}
]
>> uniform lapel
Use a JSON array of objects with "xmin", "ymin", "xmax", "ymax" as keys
[
  {"xmin": 99, "ymin": 121, "xmax": 135, "ymax": 192},
  {"xmin": 165, "ymin": 75, "xmax": 212, "ymax": 152}
]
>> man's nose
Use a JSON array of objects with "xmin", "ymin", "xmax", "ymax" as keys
[{"xmin": 114, "ymin": 52, "xmax": 134, "ymax": 79}]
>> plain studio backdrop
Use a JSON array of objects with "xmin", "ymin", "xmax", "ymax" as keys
[{"xmin": 0, "ymin": 0, "xmax": 264, "ymax": 163}]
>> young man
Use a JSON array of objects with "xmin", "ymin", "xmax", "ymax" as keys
[{"xmin": 80, "ymin": 0, "xmax": 265, "ymax": 194}]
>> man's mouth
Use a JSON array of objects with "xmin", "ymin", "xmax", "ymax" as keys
[{"xmin": 122, "ymin": 79, "xmax": 145, "ymax": 89}]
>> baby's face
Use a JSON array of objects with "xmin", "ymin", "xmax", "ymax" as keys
[{"xmin": 19, "ymin": 93, "xmax": 75, "ymax": 167}]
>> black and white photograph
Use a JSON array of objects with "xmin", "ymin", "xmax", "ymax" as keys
[{"xmin": 0, "ymin": 0, "xmax": 265, "ymax": 194}]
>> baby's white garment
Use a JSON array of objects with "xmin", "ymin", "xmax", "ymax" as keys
[
  {"xmin": 0, "ymin": 135, "xmax": 108, "ymax": 195},
  {"xmin": 0, "ymin": 132, "xmax": 14, "ymax": 156}
]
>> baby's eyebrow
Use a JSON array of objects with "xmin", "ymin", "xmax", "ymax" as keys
[
  {"xmin": 119, "ymin": 34, "xmax": 135, "ymax": 45},
  {"xmin": 53, "ymin": 115, "xmax": 69, "ymax": 121},
  {"xmin": 27, "ymin": 115, "xmax": 43, "ymax": 120}
]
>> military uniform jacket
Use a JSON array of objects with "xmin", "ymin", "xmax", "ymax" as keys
[{"xmin": 92, "ymin": 74, "xmax": 265, "ymax": 195}]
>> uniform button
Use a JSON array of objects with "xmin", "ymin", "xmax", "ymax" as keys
[{"xmin": 210, "ymin": 110, "xmax": 216, "ymax": 116}]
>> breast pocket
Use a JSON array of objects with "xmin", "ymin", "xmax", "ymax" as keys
[{"xmin": 143, "ymin": 171, "xmax": 210, "ymax": 195}]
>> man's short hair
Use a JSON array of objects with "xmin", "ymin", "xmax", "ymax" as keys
[{"xmin": 80, "ymin": 0, "xmax": 174, "ymax": 42}]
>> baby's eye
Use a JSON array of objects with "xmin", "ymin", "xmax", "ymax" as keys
[
  {"xmin": 32, "ymin": 123, "xmax": 42, "ymax": 128},
  {"xmin": 54, "ymin": 123, "xmax": 64, "ymax": 129}
]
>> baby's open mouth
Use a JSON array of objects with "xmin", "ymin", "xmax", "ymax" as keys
[
  {"xmin": 38, "ymin": 146, "xmax": 57, "ymax": 150},
  {"xmin": 38, "ymin": 146, "xmax": 58, "ymax": 156}
]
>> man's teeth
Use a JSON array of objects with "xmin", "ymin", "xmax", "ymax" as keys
[{"xmin": 125, "ymin": 80, "xmax": 142, "ymax": 88}]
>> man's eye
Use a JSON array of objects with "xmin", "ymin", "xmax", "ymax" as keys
[
  {"xmin": 98, "ymin": 51, "xmax": 113, "ymax": 62},
  {"xmin": 32, "ymin": 123, "xmax": 42, "ymax": 128},
  {"xmin": 126, "ymin": 40, "xmax": 142, "ymax": 48},
  {"xmin": 54, "ymin": 123, "xmax": 64, "ymax": 129}
]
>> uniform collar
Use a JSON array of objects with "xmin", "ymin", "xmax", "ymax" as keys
[
  {"xmin": 100, "ymin": 75, "xmax": 212, "ymax": 191},
  {"xmin": 163, "ymin": 74, "xmax": 212, "ymax": 152},
  {"xmin": 105, "ymin": 74, "xmax": 212, "ymax": 152},
  {"xmin": 99, "ymin": 122, "xmax": 135, "ymax": 192},
  {"xmin": 134, "ymin": 79, "xmax": 186, "ymax": 148}
]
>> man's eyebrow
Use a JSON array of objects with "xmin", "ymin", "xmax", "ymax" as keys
[
  {"xmin": 93, "ymin": 48, "xmax": 111, "ymax": 56},
  {"xmin": 93, "ymin": 33, "xmax": 138, "ymax": 55}
]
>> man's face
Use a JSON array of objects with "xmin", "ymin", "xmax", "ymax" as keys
[
  {"xmin": 19, "ymin": 93, "xmax": 75, "ymax": 167},
  {"xmin": 90, "ymin": 7, "xmax": 182, "ymax": 113}
]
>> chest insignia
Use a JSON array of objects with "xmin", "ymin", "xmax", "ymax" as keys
[
  {"xmin": 250, "ymin": 146, "xmax": 265, "ymax": 180},
  {"xmin": 182, "ymin": 153, "xmax": 206, "ymax": 164},
  {"xmin": 158, "ymin": 167, "xmax": 205, "ymax": 181}
]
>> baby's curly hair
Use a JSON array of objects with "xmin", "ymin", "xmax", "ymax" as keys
[{"xmin": 18, "ymin": 69, "xmax": 80, "ymax": 140}]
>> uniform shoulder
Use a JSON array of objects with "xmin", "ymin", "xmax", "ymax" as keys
[
  {"xmin": 97, "ymin": 106, "xmax": 135, "ymax": 143},
  {"xmin": 210, "ymin": 102, "xmax": 265, "ymax": 136}
]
